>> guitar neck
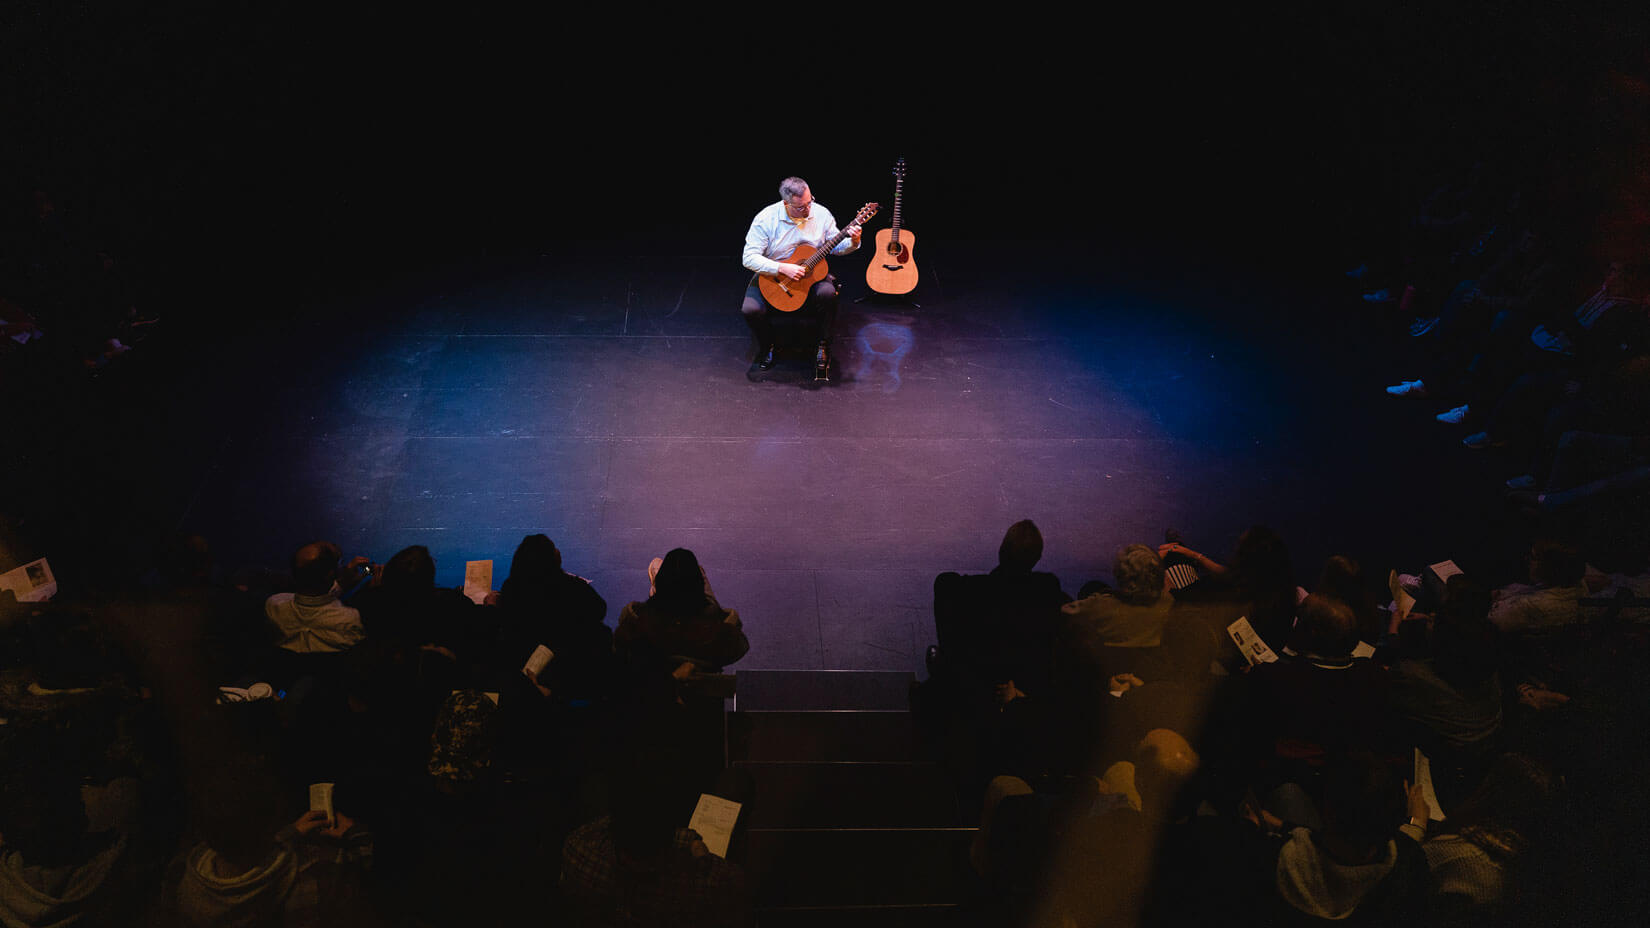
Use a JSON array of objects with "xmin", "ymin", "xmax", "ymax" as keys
[
  {"xmin": 802, "ymin": 203, "xmax": 877, "ymax": 270},
  {"xmin": 888, "ymin": 164, "xmax": 905, "ymax": 241}
]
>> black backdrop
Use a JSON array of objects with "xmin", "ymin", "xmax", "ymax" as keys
[{"xmin": 4, "ymin": 3, "xmax": 1646, "ymax": 320}]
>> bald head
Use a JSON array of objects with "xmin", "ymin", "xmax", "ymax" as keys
[
  {"xmin": 1134, "ymin": 728, "xmax": 1199, "ymax": 814},
  {"xmin": 292, "ymin": 541, "xmax": 341, "ymax": 595}
]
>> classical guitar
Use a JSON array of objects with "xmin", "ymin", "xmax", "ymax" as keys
[
  {"xmin": 866, "ymin": 158, "xmax": 918, "ymax": 295},
  {"xmin": 758, "ymin": 201, "xmax": 880, "ymax": 312}
]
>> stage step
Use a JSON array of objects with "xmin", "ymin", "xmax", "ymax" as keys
[
  {"xmin": 734, "ymin": 668, "xmax": 914, "ymax": 712},
  {"xmin": 738, "ymin": 761, "xmax": 959, "ymax": 828},
  {"xmin": 728, "ymin": 709, "xmax": 925, "ymax": 763},
  {"xmin": 744, "ymin": 827, "xmax": 976, "ymax": 908},
  {"xmin": 741, "ymin": 903, "xmax": 962, "ymax": 928},
  {"xmin": 727, "ymin": 667, "xmax": 974, "ymax": 923}
]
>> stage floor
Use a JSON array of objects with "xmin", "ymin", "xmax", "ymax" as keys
[{"xmin": 94, "ymin": 242, "xmax": 1531, "ymax": 675}]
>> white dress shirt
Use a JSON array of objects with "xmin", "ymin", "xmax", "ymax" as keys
[{"xmin": 742, "ymin": 200, "xmax": 860, "ymax": 275}]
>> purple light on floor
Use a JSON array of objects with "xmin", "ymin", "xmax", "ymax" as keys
[{"xmin": 853, "ymin": 321, "xmax": 914, "ymax": 393}]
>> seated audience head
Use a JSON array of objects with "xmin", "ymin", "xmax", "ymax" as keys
[
  {"xmin": 428, "ymin": 690, "xmax": 499, "ymax": 786},
  {"xmin": 1113, "ymin": 543, "xmax": 1167, "ymax": 606},
  {"xmin": 507, "ymin": 533, "xmax": 563, "ymax": 581},
  {"xmin": 650, "ymin": 547, "xmax": 708, "ymax": 616},
  {"xmin": 0, "ymin": 757, "xmax": 91, "ymax": 869},
  {"xmin": 1289, "ymin": 593, "xmax": 1359, "ymax": 659},
  {"xmin": 193, "ymin": 752, "xmax": 289, "ymax": 871},
  {"xmin": 1433, "ymin": 575, "xmax": 1496, "ymax": 663},
  {"xmin": 193, "ymin": 752, "xmax": 288, "ymax": 865},
  {"xmin": 1449, "ymin": 752, "xmax": 1559, "ymax": 855},
  {"xmin": 1316, "ymin": 555, "xmax": 1367, "ymax": 608},
  {"xmin": 1526, "ymin": 538, "xmax": 1586, "ymax": 588},
  {"xmin": 607, "ymin": 753, "xmax": 685, "ymax": 865},
  {"xmin": 381, "ymin": 544, "xmax": 436, "ymax": 595},
  {"xmin": 156, "ymin": 532, "xmax": 215, "ymax": 589},
  {"xmin": 291, "ymin": 541, "xmax": 342, "ymax": 595},
  {"xmin": 1231, "ymin": 525, "xmax": 1292, "ymax": 593},
  {"xmin": 1319, "ymin": 750, "xmax": 1407, "ymax": 863},
  {"xmin": 1317, "ymin": 555, "xmax": 1383, "ymax": 644},
  {"xmin": 996, "ymin": 519, "xmax": 1044, "ymax": 573},
  {"xmin": 1134, "ymin": 728, "xmax": 1200, "ymax": 818}
]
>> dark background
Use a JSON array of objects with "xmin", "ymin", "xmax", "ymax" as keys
[{"xmin": 6, "ymin": 3, "xmax": 1644, "ymax": 312}]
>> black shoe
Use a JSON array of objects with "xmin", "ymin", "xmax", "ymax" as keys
[
  {"xmin": 757, "ymin": 345, "xmax": 776, "ymax": 370},
  {"xmin": 815, "ymin": 343, "xmax": 830, "ymax": 372}
]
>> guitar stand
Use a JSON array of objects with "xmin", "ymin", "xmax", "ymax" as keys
[{"xmin": 854, "ymin": 290, "xmax": 921, "ymax": 309}]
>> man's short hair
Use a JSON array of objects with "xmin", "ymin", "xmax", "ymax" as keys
[
  {"xmin": 1292, "ymin": 593, "xmax": 1359, "ymax": 658},
  {"xmin": 997, "ymin": 520, "xmax": 1044, "ymax": 573},
  {"xmin": 779, "ymin": 176, "xmax": 809, "ymax": 200},
  {"xmin": 1114, "ymin": 544, "xmax": 1166, "ymax": 606}
]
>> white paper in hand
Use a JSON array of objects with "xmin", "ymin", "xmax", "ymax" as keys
[
  {"xmin": 688, "ymin": 793, "xmax": 742, "ymax": 859},
  {"xmin": 1226, "ymin": 616, "xmax": 1279, "ymax": 666},
  {"xmin": 0, "ymin": 558, "xmax": 56, "ymax": 603},
  {"xmin": 463, "ymin": 560, "xmax": 493, "ymax": 605},
  {"xmin": 308, "ymin": 782, "xmax": 335, "ymax": 826},
  {"xmin": 1413, "ymin": 749, "xmax": 1445, "ymax": 821},
  {"xmin": 1388, "ymin": 570, "xmax": 1416, "ymax": 621},
  {"xmin": 524, "ymin": 645, "xmax": 553, "ymax": 678}
]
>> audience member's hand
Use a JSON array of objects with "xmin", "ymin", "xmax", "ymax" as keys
[
  {"xmin": 293, "ymin": 810, "xmax": 331, "ymax": 836},
  {"xmin": 295, "ymin": 809, "xmax": 357, "ymax": 839},
  {"xmin": 1158, "ymin": 543, "xmax": 1220, "ymax": 573},
  {"xmin": 482, "ymin": 589, "xmax": 501, "ymax": 606},
  {"xmin": 1390, "ymin": 610, "xmax": 1427, "ymax": 636},
  {"xmin": 1517, "ymin": 681, "xmax": 1570, "ymax": 711},
  {"xmin": 1109, "ymin": 673, "xmax": 1145, "ymax": 695},
  {"xmin": 672, "ymin": 661, "xmax": 697, "ymax": 681},
  {"xmin": 1238, "ymin": 791, "xmax": 1283, "ymax": 833},
  {"xmin": 521, "ymin": 668, "xmax": 552, "ymax": 699},
  {"xmin": 419, "ymin": 644, "xmax": 458, "ymax": 662},
  {"xmin": 343, "ymin": 556, "xmax": 379, "ymax": 586},
  {"xmin": 993, "ymin": 681, "xmax": 1027, "ymax": 706},
  {"xmin": 1404, "ymin": 779, "xmax": 1430, "ymax": 825}
]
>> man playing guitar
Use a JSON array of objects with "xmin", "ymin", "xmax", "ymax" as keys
[{"xmin": 740, "ymin": 176, "xmax": 865, "ymax": 375}]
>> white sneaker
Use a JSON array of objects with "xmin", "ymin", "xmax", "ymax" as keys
[
  {"xmin": 1435, "ymin": 404, "xmax": 1470, "ymax": 425},
  {"xmin": 1385, "ymin": 379, "xmax": 1427, "ymax": 396}
]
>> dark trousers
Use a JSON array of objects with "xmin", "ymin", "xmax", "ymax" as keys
[{"xmin": 741, "ymin": 275, "xmax": 838, "ymax": 349}]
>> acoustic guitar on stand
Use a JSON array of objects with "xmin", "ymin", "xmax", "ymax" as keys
[
  {"xmin": 865, "ymin": 158, "xmax": 917, "ymax": 295},
  {"xmin": 758, "ymin": 202, "xmax": 880, "ymax": 312}
]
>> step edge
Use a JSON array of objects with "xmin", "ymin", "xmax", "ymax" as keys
[{"xmin": 747, "ymin": 826, "xmax": 978, "ymax": 834}]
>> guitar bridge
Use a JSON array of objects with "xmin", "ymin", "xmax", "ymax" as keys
[{"xmin": 880, "ymin": 265, "xmax": 904, "ymax": 272}]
